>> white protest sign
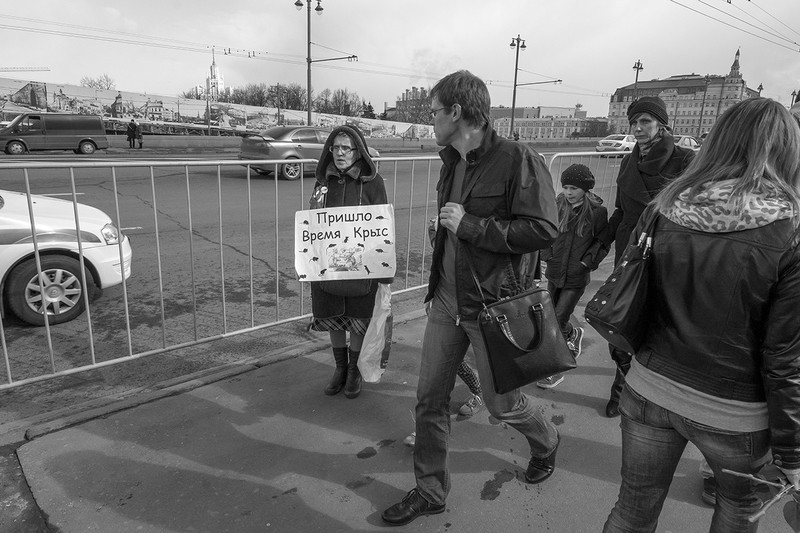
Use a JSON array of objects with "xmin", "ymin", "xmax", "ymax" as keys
[{"xmin": 295, "ymin": 204, "xmax": 396, "ymax": 282}]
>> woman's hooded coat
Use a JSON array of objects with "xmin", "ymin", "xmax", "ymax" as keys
[{"xmin": 309, "ymin": 125, "xmax": 389, "ymax": 319}]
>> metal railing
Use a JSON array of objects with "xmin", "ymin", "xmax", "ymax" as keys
[
  {"xmin": 0, "ymin": 150, "xmax": 619, "ymax": 391},
  {"xmin": 0, "ymin": 156, "xmax": 440, "ymax": 390}
]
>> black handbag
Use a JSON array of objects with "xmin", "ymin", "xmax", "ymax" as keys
[
  {"xmin": 467, "ymin": 255, "xmax": 575, "ymax": 394},
  {"xmin": 319, "ymin": 279, "xmax": 373, "ymax": 297},
  {"xmin": 584, "ymin": 207, "xmax": 658, "ymax": 355}
]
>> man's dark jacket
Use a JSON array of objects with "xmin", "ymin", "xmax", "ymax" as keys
[{"xmin": 425, "ymin": 127, "xmax": 559, "ymax": 320}]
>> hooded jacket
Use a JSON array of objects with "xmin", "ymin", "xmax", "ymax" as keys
[
  {"xmin": 425, "ymin": 127, "xmax": 558, "ymax": 319},
  {"xmin": 541, "ymin": 192, "xmax": 609, "ymax": 289},
  {"xmin": 309, "ymin": 125, "xmax": 389, "ymax": 319},
  {"xmin": 606, "ymin": 134, "xmax": 694, "ymax": 264},
  {"xmin": 633, "ymin": 181, "xmax": 800, "ymax": 468}
]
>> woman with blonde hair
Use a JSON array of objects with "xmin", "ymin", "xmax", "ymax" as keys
[{"xmin": 604, "ymin": 97, "xmax": 800, "ymax": 531}]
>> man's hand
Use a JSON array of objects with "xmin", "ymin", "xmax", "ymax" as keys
[{"xmin": 439, "ymin": 202, "xmax": 465, "ymax": 233}]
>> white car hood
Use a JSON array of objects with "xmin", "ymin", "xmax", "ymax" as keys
[{"xmin": 0, "ymin": 189, "xmax": 112, "ymax": 245}]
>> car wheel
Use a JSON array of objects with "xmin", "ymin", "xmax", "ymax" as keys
[
  {"xmin": 280, "ymin": 158, "xmax": 302, "ymax": 180},
  {"xmin": 5, "ymin": 141, "xmax": 26, "ymax": 155},
  {"xmin": 78, "ymin": 141, "xmax": 97, "ymax": 154},
  {"xmin": 5, "ymin": 256, "xmax": 96, "ymax": 326}
]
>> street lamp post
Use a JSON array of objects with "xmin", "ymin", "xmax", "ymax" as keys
[
  {"xmin": 697, "ymin": 75, "xmax": 710, "ymax": 138},
  {"xmin": 295, "ymin": 0, "xmax": 356, "ymax": 127},
  {"xmin": 508, "ymin": 35, "xmax": 526, "ymax": 139},
  {"xmin": 632, "ymin": 59, "xmax": 644, "ymax": 99}
]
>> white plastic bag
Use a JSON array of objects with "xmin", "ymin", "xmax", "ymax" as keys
[{"xmin": 358, "ymin": 283, "xmax": 392, "ymax": 383}]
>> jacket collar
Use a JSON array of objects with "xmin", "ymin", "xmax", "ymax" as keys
[{"xmin": 439, "ymin": 126, "xmax": 496, "ymax": 167}]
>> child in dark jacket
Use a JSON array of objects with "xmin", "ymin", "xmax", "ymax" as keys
[{"xmin": 537, "ymin": 163, "xmax": 609, "ymax": 389}]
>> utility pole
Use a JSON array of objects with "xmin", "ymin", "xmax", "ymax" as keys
[{"xmin": 697, "ymin": 75, "xmax": 710, "ymax": 138}]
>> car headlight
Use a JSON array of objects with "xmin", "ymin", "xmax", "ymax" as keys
[{"xmin": 101, "ymin": 223, "xmax": 121, "ymax": 245}]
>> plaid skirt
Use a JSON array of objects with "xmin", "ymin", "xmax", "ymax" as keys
[{"xmin": 310, "ymin": 316, "xmax": 370, "ymax": 336}]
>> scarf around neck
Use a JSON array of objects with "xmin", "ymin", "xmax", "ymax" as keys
[{"xmin": 663, "ymin": 178, "xmax": 794, "ymax": 233}]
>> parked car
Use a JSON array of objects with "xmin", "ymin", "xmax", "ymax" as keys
[
  {"xmin": 0, "ymin": 189, "xmax": 132, "ymax": 326},
  {"xmin": 673, "ymin": 135, "xmax": 701, "ymax": 151},
  {"xmin": 595, "ymin": 134, "xmax": 636, "ymax": 153},
  {"xmin": 0, "ymin": 113, "xmax": 109, "ymax": 155},
  {"xmin": 237, "ymin": 126, "xmax": 379, "ymax": 180}
]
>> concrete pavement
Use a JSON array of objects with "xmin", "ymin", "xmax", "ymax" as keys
[{"xmin": 8, "ymin": 303, "xmax": 790, "ymax": 532}]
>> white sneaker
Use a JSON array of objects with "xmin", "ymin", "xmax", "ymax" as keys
[
  {"xmin": 567, "ymin": 327, "xmax": 584, "ymax": 359},
  {"xmin": 458, "ymin": 394, "xmax": 484, "ymax": 417},
  {"xmin": 403, "ymin": 432, "xmax": 416, "ymax": 447},
  {"xmin": 536, "ymin": 374, "xmax": 564, "ymax": 389}
]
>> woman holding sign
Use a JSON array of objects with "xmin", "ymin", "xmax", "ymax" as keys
[{"xmin": 309, "ymin": 125, "xmax": 389, "ymax": 399}]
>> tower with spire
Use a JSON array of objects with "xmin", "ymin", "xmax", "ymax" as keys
[{"xmin": 206, "ymin": 48, "xmax": 225, "ymax": 102}]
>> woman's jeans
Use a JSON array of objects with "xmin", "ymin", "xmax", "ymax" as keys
[
  {"xmin": 413, "ymin": 295, "xmax": 558, "ymax": 505},
  {"xmin": 604, "ymin": 386, "xmax": 771, "ymax": 533},
  {"xmin": 547, "ymin": 281, "xmax": 585, "ymax": 340}
]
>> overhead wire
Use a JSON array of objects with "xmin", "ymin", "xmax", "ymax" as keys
[{"xmin": 668, "ymin": 0, "xmax": 800, "ymax": 53}]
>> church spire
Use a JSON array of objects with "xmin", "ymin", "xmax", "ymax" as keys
[{"xmin": 729, "ymin": 48, "xmax": 740, "ymax": 77}]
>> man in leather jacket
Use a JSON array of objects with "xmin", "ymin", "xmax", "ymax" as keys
[{"xmin": 382, "ymin": 70, "xmax": 560, "ymax": 526}]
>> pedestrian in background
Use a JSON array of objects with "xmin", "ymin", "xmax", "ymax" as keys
[
  {"xmin": 308, "ymin": 125, "xmax": 389, "ymax": 400},
  {"xmin": 382, "ymin": 70, "xmax": 560, "ymax": 526},
  {"xmin": 604, "ymin": 97, "xmax": 800, "ymax": 532},
  {"xmin": 136, "ymin": 125, "xmax": 143, "ymax": 149},
  {"xmin": 603, "ymin": 96, "xmax": 695, "ymax": 417},
  {"xmin": 126, "ymin": 119, "xmax": 137, "ymax": 149},
  {"xmin": 536, "ymin": 163, "xmax": 609, "ymax": 389}
]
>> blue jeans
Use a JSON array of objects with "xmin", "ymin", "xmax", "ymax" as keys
[
  {"xmin": 604, "ymin": 386, "xmax": 771, "ymax": 533},
  {"xmin": 413, "ymin": 294, "xmax": 559, "ymax": 504}
]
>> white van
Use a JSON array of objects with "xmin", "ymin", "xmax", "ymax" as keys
[
  {"xmin": 0, "ymin": 113, "xmax": 110, "ymax": 155},
  {"xmin": 0, "ymin": 189, "xmax": 132, "ymax": 326}
]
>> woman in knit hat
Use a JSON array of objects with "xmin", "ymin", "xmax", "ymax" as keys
[
  {"xmin": 602, "ymin": 96, "xmax": 695, "ymax": 417},
  {"xmin": 536, "ymin": 163, "xmax": 609, "ymax": 388}
]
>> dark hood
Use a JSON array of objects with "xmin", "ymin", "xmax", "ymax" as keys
[{"xmin": 315, "ymin": 125, "xmax": 377, "ymax": 185}]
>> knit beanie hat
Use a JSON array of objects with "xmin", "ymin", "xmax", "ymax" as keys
[
  {"xmin": 627, "ymin": 96, "xmax": 669, "ymax": 125},
  {"xmin": 561, "ymin": 163, "xmax": 595, "ymax": 191}
]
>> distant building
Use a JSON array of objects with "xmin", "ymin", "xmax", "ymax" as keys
[
  {"xmin": 394, "ymin": 86, "xmax": 430, "ymax": 124},
  {"xmin": 607, "ymin": 49, "xmax": 759, "ymax": 135},
  {"xmin": 206, "ymin": 49, "xmax": 225, "ymax": 102},
  {"xmin": 493, "ymin": 104, "xmax": 603, "ymax": 139}
]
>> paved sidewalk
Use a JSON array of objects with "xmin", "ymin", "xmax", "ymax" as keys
[{"xmin": 11, "ymin": 302, "xmax": 788, "ymax": 532}]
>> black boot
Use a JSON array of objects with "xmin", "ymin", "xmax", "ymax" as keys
[
  {"xmin": 324, "ymin": 346, "xmax": 348, "ymax": 396},
  {"xmin": 605, "ymin": 365, "xmax": 628, "ymax": 417},
  {"xmin": 344, "ymin": 348, "xmax": 362, "ymax": 399}
]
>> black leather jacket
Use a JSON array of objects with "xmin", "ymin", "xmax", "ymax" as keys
[
  {"xmin": 634, "ymin": 209, "xmax": 800, "ymax": 469},
  {"xmin": 424, "ymin": 128, "xmax": 559, "ymax": 320}
]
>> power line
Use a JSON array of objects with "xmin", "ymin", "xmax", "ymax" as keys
[
  {"xmin": 747, "ymin": 0, "xmax": 800, "ymax": 40},
  {"xmin": 669, "ymin": 1, "xmax": 800, "ymax": 53},
  {"xmin": 692, "ymin": 0, "xmax": 799, "ymax": 47}
]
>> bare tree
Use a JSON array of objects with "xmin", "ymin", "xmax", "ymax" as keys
[
  {"xmin": 80, "ymin": 74, "xmax": 116, "ymax": 90},
  {"xmin": 330, "ymin": 89, "xmax": 362, "ymax": 116},
  {"xmin": 314, "ymin": 88, "xmax": 333, "ymax": 113}
]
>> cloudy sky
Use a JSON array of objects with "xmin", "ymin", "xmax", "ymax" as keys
[{"xmin": 1, "ymin": 0, "xmax": 798, "ymax": 117}]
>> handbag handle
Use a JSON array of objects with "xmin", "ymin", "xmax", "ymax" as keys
[{"xmin": 495, "ymin": 303, "xmax": 544, "ymax": 350}]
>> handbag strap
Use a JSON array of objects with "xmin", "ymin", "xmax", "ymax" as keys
[{"xmin": 636, "ymin": 205, "xmax": 660, "ymax": 257}]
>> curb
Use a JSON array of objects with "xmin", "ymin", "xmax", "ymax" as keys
[{"xmin": 8, "ymin": 307, "xmax": 428, "ymax": 446}]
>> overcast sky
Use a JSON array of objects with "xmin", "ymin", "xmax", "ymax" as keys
[{"xmin": 1, "ymin": 0, "xmax": 798, "ymax": 117}]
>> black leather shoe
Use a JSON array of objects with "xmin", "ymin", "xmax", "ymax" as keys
[
  {"xmin": 525, "ymin": 435, "xmax": 559, "ymax": 484},
  {"xmin": 381, "ymin": 488, "xmax": 445, "ymax": 526}
]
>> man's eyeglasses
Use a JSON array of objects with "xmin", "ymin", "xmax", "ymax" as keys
[
  {"xmin": 329, "ymin": 145, "xmax": 355, "ymax": 154},
  {"xmin": 430, "ymin": 106, "xmax": 450, "ymax": 119}
]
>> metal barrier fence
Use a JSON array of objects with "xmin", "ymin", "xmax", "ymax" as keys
[{"xmin": 0, "ymin": 150, "xmax": 619, "ymax": 391}]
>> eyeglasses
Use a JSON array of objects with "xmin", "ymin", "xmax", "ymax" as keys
[
  {"xmin": 329, "ymin": 145, "xmax": 355, "ymax": 154},
  {"xmin": 430, "ymin": 106, "xmax": 450, "ymax": 119}
]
